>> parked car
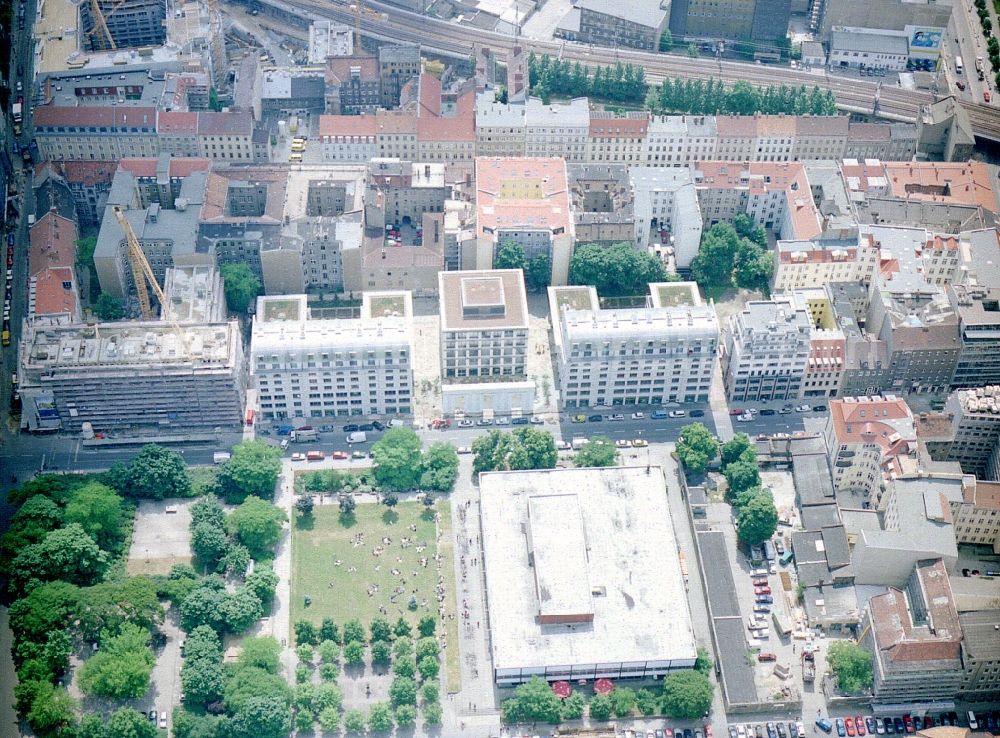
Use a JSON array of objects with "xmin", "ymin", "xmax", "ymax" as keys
[
  {"xmin": 836, "ymin": 719, "xmax": 846, "ymax": 737},
  {"xmin": 371, "ymin": 420, "xmax": 386, "ymax": 431},
  {"xmin": 690, "ymin": 409, "xmax": 706, "ymax": 417},
  {"xmin": 875, "ymin": 719, "xmax": 885, "ymax": 735},
  {"xmin": 796, "ymin": 722, "xmax": 805, "ymax": 738},
  {"xmin": 755, "ymin": 594, "xmax": 774, "ymax": 604},
  {"xmin": 778, "ymin": 406, "xmax": 793, "ymax": 414},
  {"xmin": 457, "ymin": 419, "xmax": 475, "ymax": 427},
  {"xmin": 902, "ymin": 716, "xmax": 914, "ymax": 734},
  {"xmin": 529, "ymin": 416, "xmax": 545, "ymax": 424},
  {"xmin": 893, "ymin": 718, "xmax": 904, "ymax": 734},
  {"xmin": 588, "ymin": 414, "xmax": 604, "ymax": 422},
  {"xmin": 572, "ymin": 414, "xmax": 587, "ymax": 423},
  {"xmin": 159, "ymin": 714, "xmax": 167, "ymax": 729},
  {"xmin": 343, "ymin": 423, "xmax": 359, "ymax": 433},
  {"xmin": 760, "ymin": 408, "xmax": 776, "ymax": 416},
  {"xmin": 291, "ymin": 453, "xmax": 306, "ymax": 461},
  {"xmin": 495, "ymin": 416, "xmax": 510, "ymax": 425},
  {"xmin": 816, "ymin": 720, "xmax": 833, "ymax": 735},
  {"xmin": 476, "ymin": 418, "xmax": 493, "ymax": 426},
  {"xmin": 556, "ymin": 441, "xmax": 572, "ymax": 450},
  {"xmin": 844, "ymin": 717, "xmax": 855, "ymax": 736},
  {"xmin": 766, "ymin": 723, "xmax": 777, "ymax": 738},
  {"xmin": 331, "ymin": 451, "xmax": 349, "ymax": 460},
  {"xmin": 754, "ymin": 586, "xmax": 772, "ymax": 595},
  {"xmin": 631, "ymin": 411, "xmax": 645, "ymax": 419},
  {"xmin": 776, "ymin": 723, "xmax": 787, "ymax": 738},
  {"xmin": 757, "ymin": 652, "xmax": 777, "ymax": 661},
  {"xmin": 148, "ymin": 710, "xmax": 158, "ymax": 722},
  {"xmin": 866, "ymin": 718, "xmax": 877, "ymax": 734},
  {"xmin": 608, "ymin": 413, "xmax": 625, "ymax": 421},
  {"xmin": 616, "ymin": 439, "xmax": 631, "ymax": 448},
  {"xmin": 632, "ymin": 438, "xmax": 648, "ymax": 447},
  {"xmin": 651, "ymin": 409, "xmax": 668, "ymax": 419},
  {"xmin": 855, "ymin": 717, "xmax": 866, "ymax": 736},
  {"xmin": 752, "ymin": 577, "xmax": 768, "ymax": 586},
  {"xmin": 351, "ymin": 450, "xmax": 366, "ymax": 459},
  {"xmin": 511, "ymin": 416, "xmax": 529, "ymax": 425},
  {"xmin": 668, "ymin": 410, "xmax": 687, "ymax": 418},
  {"xmin": 737, "ymin": 413, "xmax": 754, "ymax": 422},
  {"xmin": 729, "ymin": 407, "xmax": 745, "ymax": 416},
  {"xmin": 812, "ymin": 405, "xmax": 828, "ymax": 413}
]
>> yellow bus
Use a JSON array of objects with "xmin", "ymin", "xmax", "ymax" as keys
[{"xmin": 288, "ymin": 152, "xmax": 303, "ymax": 163}]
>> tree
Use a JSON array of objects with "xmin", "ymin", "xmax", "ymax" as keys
[
  {"xmin": 239, "ymin": 635, "xmax": 281, "ymax": 673},
  {"xmin": 736, "ymin": 490, "xmax": 778, "ymax": 546},
  {"xmin": 395, "ymin": 703, "xmax": 417, "ymax": 727},
  {"xmin": 392, "ymin": 616, "xmax": 412, "ymax": 638},
  {"xmin": 245, "ymin": 564, "xmax": 279, "ymax": 603},
  {"xmin": 418, "ymin": 615, "xmax": 436, "ymax": 638},
  {"xmin": 106, "ymin": 707, "xmax": 157, "ymax": 738},
  {"xmin": 419, "ymin": 442, "xmax": 460, "ymax": 492},
  {"xmin": 43, "ymin": 630, "xmax": 73, "ymax": 677},
  {"xmin": 418, "ymin": 655, "xmax": 439, "ymax": 680},
  {"xmin": 720, "ymin": 433, "xmax": 753, "ymax": 468},
  {"xmin": 223, "ymin": 665, "xmax": 292, "ymax": 715},
  {"xmin": 369, "ymin": 616, "xmax": 392, "ymax": 642},
  {"xmin": 339, "ymin": 494, "xmax": 356, "ymax": 518},
  {"xmin": 676, "ymin": 422, "xmax": 719, "ymax": 474},
  {"xmin": 609, "ymin": 687, "xmax": 637, "ymax": 718},
  {"xmin": 415, "ymin": 636, "xmax": 439, "ymax": 662},
  {"xmin": 114, "ymin": 443, "xmax": 192, "ymax": 499},
  {"xmin": 694, "ymin": 647, "xmax": 714, "ymax": 676},
  {"xmin": 368, "ymin": 702, "xmax": 395, "ymax": 732},
  {"xmin": 181, "ymin": 638, "xmax": 225, "ymax": 708},
  {"xmin": 9, "ymin": 581, "xmax": 81, "ymax": 643},
  {"xmin": 659, "ymin": 29, "xmax": 673, "ymax": 51},
  {"xmin": 179, "ymin": 582, "xmax": 225, "ymax": 632},
  {"xmin": 494, "ymin": 240, "xmax": 527, "ymax": 270},
  {"xmin": 691, "ymin": 223, "xmax": 739, "ymax": 289},
  {"xmin": 661, "ymin": 669, "xmax": 713, "ymax": 719},
  {"xmin": 227, "ymin": 694, "xmax": 292, "ymax": 738},
  {"xmin": 526, "ymin": 253, "xmax": 552, "ymax": 292},
  {"xmin": 344, "ymin": 709, "xmax": 366, "ymax": 734},
  {"xmin": 76, "ymin": 577, "xmax": 164, "ymax": 641},
  {"xmin": 227, "ymin": 496, "xmax": 287, "ymax": 557},
  {"xmin": 393, "ymin": 656, "xmax": 416, "ymax": 679},
  {"xmin": 295, "ymin": 494, "xmax": 314, "ymax": 518},
  {"xmin": 473, "ymin": 428, "xmax": 558, "ymax": 473},
  {"xmin": 64, "ymin": 481, "xmax": 126, "ymax": 551},
  {"xmin": 389, "ymin": 675, "xmax": 418, "ymax": 707},
  {"xmin": 25, "ymin": 683, "xmax": 77, "ymax": 737},
  {"xmin": 392, "ymin": 635, "xmax": 413, "ymax": 659},
  {"xmin": 318, "ymin": 705, "xmax": 341, "ymax": 732},
  {"xmin": 319, "ymin": 639, "xmax": 341, "ymax": 664},
  {"xmin": 221, "ymin": 543, "xmax": 251, "ymax": 577},
  {"xmin": 569, "ymin": 242, "xmax": 668, "ymax": 297},
  {"xmin": 192, "ymin": 521, "xmax": 230, "ymax": 570},
  {"xmin": 589, "ymin": 694, "xmax": 612, "ymax": 721},
  {"xmin": 371, "ymin": 427, "xmax": 423, "ymax": 491},
  {"xmin": 216, "ymin": 441, "xmax": 282, "ymax": 504},
  {"xmin": 191, "ymin": 495, "xmax": 226, "ymax": 527},
  {"xmin": 343, "ymin": 618, "xmax": 366, "ymax": 643},
  {"xmin": 562, "ymin": 691, "xmax": 586, "ymax": 720},
  {"xmin": 344, "ymin": 640, "xmax": 365, "ymax": 665},
  {"xmin": 724, "ymin": 459, "xmax": 761, "ymax": 498},
  {"xmin": 371, "ymin": 640, "xmax": 391, "ymax": 665},
  {"xmin": 423, "ymin": 701, "xmax": 443, "ymax": 725},
  {"xmin": 78, "ymin": 623, "xmax": 156, "ymax": 699},
  {"xmin": 94, "ymin": 292, "xmax": 125, "ymax": 320},
  {"xmin": 10, "ymin": 523, "xmax": 109, "ymax": 593},
  {"xmin": 734, "ymin": 239, "xmax": 773, "ymax": 293},
  {"xmin": 220, "ymin": 263, "xmax": 262, "ymax": 314},
  {"xmin": 501, "ymin": 676, "xmax": 564, "ymax": 724},
  {"xmin": 219, "ymin": 587, "xmax": 264, "ymax": 633},
  {"xmin": 687, "ymin": 43, "xmax": 699, "ymax": 58},
  {"xmin": 320, "ymin": 618, "xmax": 341, "ymax": 643},
  {"xmin": 636, "ymin": 687, "xmax": 660, "ymax": 716},
  {"xmin": 826, "ymin": 641, "xmax": 873, "ymax": 693},
  {"xmin": 77, "ymin": 234, "xmax": 98, "ymax": 275},
  {"xmin": 575, "ymin": 436, "xmax": 618, "ymax": 468}
]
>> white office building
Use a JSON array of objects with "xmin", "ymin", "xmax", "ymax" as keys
[
  {"xmin": 550, "ymin": 282, "xmax": 719, "ymax": 408},
  {"xmin": 251, "ymin": 292, "xmax": 413, "ymax": 421}
]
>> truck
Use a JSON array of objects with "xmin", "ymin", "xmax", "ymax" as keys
[
  {"xmin": 976, "ymin": 56, "xmax": 986, "ymax": 80},
  {"xmin": 290, "ymin": 427, "xmax": 318, "ymax": 442},
  {"xmin": 571, "ymin": 436, "xmax": 587, "ymax": 450},
  {"xmin": 346, "ymin": 431, "xmax": 367, "ymax": 444},
  {"xmin": 12, "ymin": 103, "xmax": 22, "ymax": 135},
  {"xmin": 276, "ymin": 425, "xmax": 295, "ymax": 436},
  {"xmin": 213, "ymin": 451, "xmax": 232, "ymax": 464},
  {"xmin": 956, "ymin": 56, "xmax": 964, "ymax": 75},
  {"xmin": 762, "ymin": 540, "xmax": 776, "ymax": 560},
  {"xmin": 801, "ymin": 651, "xmax": 816, "ymax": 682}
]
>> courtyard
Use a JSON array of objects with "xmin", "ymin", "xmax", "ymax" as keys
[{"xmin": 290, "ymin": 499, "xmax": 461, "ymax": 691}]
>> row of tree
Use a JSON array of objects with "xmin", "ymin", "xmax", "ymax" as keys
[
  {"xmin": 569, "ymin": 242, "xmax": 672, "ymax": 298},
  {"xmin": 690, "ymin": 219, "xmax": 773, "ymax": 295},
  {"xmin": 494, "ymin": 241, "xmax": 552, "ymax": 292},
  {"xmin": 720, "ymin": 435, "xmax": 779, "ymax": 546},
  {"xmin": 369, "ymin": 427, "xmax": 459, "ymax": 492},
  {"xmin": 471, "ymin": 427, "xmax": 619, "ymax": 473},
  {"xmin": 501, "ymin": 666, "xmax": 714, "ymax": 725},
  {"xmin": 527, "ymin": 52, "xmax": 648, "ymax": 104},
  {"xmin": 648, "ymin": 78, "xmax": 838, "ymax": 117}
]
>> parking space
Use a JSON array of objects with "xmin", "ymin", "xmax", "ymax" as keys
[{"xmin": 127, "ymin": 499, "xmax": 194, "ymax": 576}]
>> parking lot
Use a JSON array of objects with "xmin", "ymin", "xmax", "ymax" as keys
[{"xmin": 127, "ymin": 499, "xmax": 195, "ymax": 576}]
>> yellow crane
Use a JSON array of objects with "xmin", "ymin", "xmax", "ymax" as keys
[
  {"xmin": 112, "ymin": 205, "xmax": 164, "ymax": 321},
  {"xmin": 87, "ymin": 0, "xmax": 118, "ymax": 50}
]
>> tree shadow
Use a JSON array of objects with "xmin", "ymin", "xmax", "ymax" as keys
[
  {"xmin": 338, "ymin": 512, "xmax": 357, "ymax": 529},
  {"xmin": 382, "ymin": 509, "xmax": 399, "ymax": 525},
  {"xmin": 295, "ymin": 514, "xmax": 315, "ymax": 531},
  {"xmin": 420, "ymin": 507, "xmax": 437, "ymax": 522}
]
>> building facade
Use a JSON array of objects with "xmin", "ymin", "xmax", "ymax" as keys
[{"xmin": 723, "ymin": 298, "xmax": 811, "ymax": 402}]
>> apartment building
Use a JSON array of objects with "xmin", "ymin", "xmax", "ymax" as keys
[
  {"xmin": 862, "ymin": 559, "xmax": 963, "ymax": 705},
  {"xmin": 950, "ymin": 229, "xmax": 1000, "ymax": 389},
  {"xmin": 475, "ymin": 91, "xmax": 527, "ymax": 158},
  {"xmin": 378, "ymin": 44, "xmax": 421, "ymax": 108},
  {"xmin": 845, "ymin": 122, "xmax": 919, "ymax": 162},
  {"xmin": 156, "ymin": 112, "xmax": 202, "ymax": 157},
  {"xmin": 643, "ymin": 115, "xmax": 718, "ymax": 166},
  {"xmin": 958, "ymin": 610, "xmax": 1000, "ymax": 702},
  {"xmin": 474, "ymin": 157, "xmax": 574, "ymax": 285},
  {"xmin": 568, "ymin": 164, "xmax": 635, "ymax": 246},
  {"xmin": 33, "ymin": 107, "xmax": 158, "ymax": 161},
  {"xmin": 325, "ymin": 55, "xmax": 382, "ymax": 114},
  {"xmin": 251, "ymin": 293, "xmax": 413, "ymax": 421},
  {"xmin": 259, "ymin": 67, "xmax": 327, "ymax": 116},
  {"xmin": 629, "ymin": 167, "xmax": 703, "ymax": 268},
  {"xmin": 945, "ymin": 475, "xmax": 1000, "ymax": 552},
  {"xmin": 586, "ymin": 113, "xmax": 649, "ymax": 165},
  {"xmin": 723, "ymin": 298, "xmax": 811, "ymax": 402},
  {"xmin": 364, "ymin": 159, "xmax": 449, "ymax": 229},
  {"xmin": 938, "ymin": 387, "xmax": 1000, "ymax": 479},
  {"xmin": 693, "ymin": 161, "xmax": 824, "ymax": 242},
  {"xmin": 824, "ymin": 395, "xmax": 916, "ymax": 505},
  {"xmin": 575, "ymin": 0, "xmax": 668, "ymax": 51},
  {"xmin": 196, "ymin": 111, "xmax": 262, "ymax": 163},
  {"xmin": 525, "ymin": 96, "xmax": 590, "ymax": 162},
  {"xmin": 27, "ymin": 209, "xmax": 81, "ymax": 325},
  {"xmin": 18, "ymin": 320, "xmax": 245, "ymax": 432},
  {"xmin": 550, "ymin": 282, "xmax": 719, "ymax": 408},
  {"xmin": 791, "ymin": 288, "xmax": 847, "ymax": 398},
  {"xmin": 772, "ymin": 232, "xmax": 879, "ymax": 292},
  {"xmin": 319, "ymin": 115, "xmax": 378, "ymax": 162}
]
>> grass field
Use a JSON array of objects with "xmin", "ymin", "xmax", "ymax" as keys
[{"xmin": 291, "ymin": 500, "xmax": 461, "ymax": 690}]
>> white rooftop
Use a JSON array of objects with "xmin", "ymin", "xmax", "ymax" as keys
[{"xmin": 480, "ymin": 466, "xmax": 697, "ymax": 675}]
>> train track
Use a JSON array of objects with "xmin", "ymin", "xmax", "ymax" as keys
[{"xmin": 254, "ymin": 0, "xmax": 1000, "ymax": 141}]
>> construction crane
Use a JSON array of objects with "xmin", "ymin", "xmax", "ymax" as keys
[
  {"xmin": 350, "ymin": 1, "xmax": 383, "ymax": 54},
  {"xmin": 87, "ymin": 0, "xmax": 118, "ymax": 50},
  {"xmin": 112, "ymin": 205, "xmax": 164, "ymax": 321}
]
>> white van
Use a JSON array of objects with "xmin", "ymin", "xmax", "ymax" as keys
[
  {"xmin": 967, "ymin": 712, "xmax": 978, "ymax": 731},
  {"xmin": 347, "ymin": 431, "xmax": 367, "ymax": 444},
  {"xmin": 213, "ymin": 451, "xmax": 231, "ymax": 464}
]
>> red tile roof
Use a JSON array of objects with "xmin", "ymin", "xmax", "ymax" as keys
[
  {"xmin": 29, "ymin": 211, "xmax": 78, "ymax": 276},
  {"xmin": 33, "ymin": 267, "xmax": 79, "ymax": 320},
  {"xmin": 319, "ymin": 114, "xmax": 378, "ymax": 139},
  {"xmin": 197, "ymin": 111, "xmax": 253, "ymax": 136},
  {"xmin": 156, "ymin": 110, "xmax": 199, "ymax": 134},
  {"xmin": 33, "ymin": 106, "xmax": 157, "ymax": 129},
  {"xmin": 58, "ymin": 160, "xmax": 117, "ymax": 186}
]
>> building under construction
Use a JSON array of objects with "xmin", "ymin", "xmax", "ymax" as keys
[{"xmin": 80, "ymin": 0, "xmax": 167, "ymax": 52}]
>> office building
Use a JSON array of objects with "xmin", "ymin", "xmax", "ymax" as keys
[
  {"xmin": 80, "ymin": 0, "xmax": 166, "ymax": 51},
  {"xmin": 251, "ymin": 293, "xmax": 413, "ymax": 421},
  {"xmin": 669, "ymin": 0, "xmax": 790, "ymax": 41},
  {"xmin": 950, "ymin": 229, "xmax": 1000, "ymax": 389},
  {"xmin": 958, "ymin": 609, "xmax": 1000, "ymax": 701},
  {"xmin": 550, "ymin": 282, "xmax": 719, "ymax": 408},
  {"xmin": 862, "ymin": 559, "xmax": 963, "ymax": 705},
  {"xmin": 574, "ymin": 0, "xmax": 669, "ymax": 51},
  {"xmin": 308, "ymin": 20, "xmax": 353, "ymax": 63},
  {"xmin": 480, "ymin": 466, "xmax": 697, "ymax": 685},
  {"xmin": 723, "ymin": 298, "xmax": 811, "ymax": 402},
  {"xmin": 937, "ymin": 387, "xmax": 1000, "ymax": 479}
]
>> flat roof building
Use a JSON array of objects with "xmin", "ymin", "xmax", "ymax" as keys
[{"xmin": 479, "ymin": 466, "xmax": 698, "ymax": 685}]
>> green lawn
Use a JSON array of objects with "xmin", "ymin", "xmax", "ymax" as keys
[{"xmin": 291, "ymin": 501, "xmax": 460, "ymax": 691}]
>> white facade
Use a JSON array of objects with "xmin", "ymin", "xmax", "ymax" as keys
[
  {"xmin": 772, "ymin": 234, "xmax": 880, "ymax": 292},
  {"xmin": 723, "ymin": 298, "xmax": 811, "ymax": 402},
  {"xmin": 550, "ymin": 283, "xmax": 720, "ymax": 408},
  {"xmin": 524, "ymin": 96, "xmax": 589, "ymax": 162},
  {"xmin": 441, "ymin": 380, "xmax": 535, "ymax": 416},
  {"xmin": 251, "ymin": 293, "xmax": 414, "ymax": 420},
  {"xmin": 630, "ymin": 167, "xmax": 704, "ymax": 268}
]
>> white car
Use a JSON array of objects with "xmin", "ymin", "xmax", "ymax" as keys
[
  {"xmin": 668, "ymin": 410, "xmax": 687, "ymax": 418},
  {"xmin": 291, "ymin": 452, "xmax": 306, "ymax": 461},
  {"xmin": 280, "ymin": 439, "xmax": 289, "ymax": 450},
  {"xmin": 795, "ymin": 404, "xmax": 811, "ymax": 412},
  {"xmin": 737, "ymin": 413, "xmax": 754, "ymax": 422},
  {"xmin": 631, "ymin": 411, "xmax": 645, "ymax": 419},
  {"xmin": 495, "ymin": 416, "xmax": 510, "ymax": 425},
  {"xmin": 556, "ymin": 440, "xmax": 572, "ymax": 450},
  {"xmin": 529, "ymin": 416, "xmax": 545, "ymax": 425},
  {"xmin": 159, "ymin": 714, "xmax": 167, "ymax": 729},
  {"xmin": 631, "ymin": 438, "xmax": 648, "ymax": 447},
  {"xmin": 746, "ymin": 408, "xmax": 759, "ymax": 415},
  {"xmin": 608, "ymin": 413, "xmax": 625, "ymax": 421},
  {"xmin": 456, "ymin": 446, "xmax": 472, "ymax": 454},
  {"xmin": 615, "ymin": 439, "xmax": 631, "ymax": 448}
]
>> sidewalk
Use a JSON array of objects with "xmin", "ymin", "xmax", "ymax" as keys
[{"xmin": 271, "ymin": 462, "xmax": 295, "ymax": 678}]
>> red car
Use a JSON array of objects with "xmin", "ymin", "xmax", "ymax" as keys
[
  {"xmin": 902, "ymin": 716, "xmax": 914, "ymax": 734},
  {"xmin": 985, "ymin": 90, "xmax": 993, "ymax": 103},
  {"xmin": 754, "ymin": 586, "xmax": 772, "ymax": 595},
  {"xmin": 845, "ymin": 718, "xmax": 856, "ymax": 737},
  {"xmin": 331, "ymin": 451, "xmax": 349, "ymax": 460},
  {"xmin": 729, "ymin": 408, "xmax": 745, "ymax": 416},
  {"xmin": 752, "ymin": 577, "xmax": 769, "ymax": 586},
  {"xmin": 705, "ymin": 726, "xmax": 714, "ymax": 738},
  {"xmin": 855, "ymin": 717, "xmax": 866, "ymax": 736},
  {"xmin": 757, "ymin": 652, "xmax": 777, "ymax": 662}
]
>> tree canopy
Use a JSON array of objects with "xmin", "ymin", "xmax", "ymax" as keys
[
  {"xmin": 94, "ymin": 293, "xmax": 125, "ymax": 321},
  {"xmin": 227, "ymin": 496, "xmax": 286, "ymax": 558},
  {"xmin": 472, "ymin": 428, "xmax": 558, "ymax": 473},
  {"xmin": 78, "ymin": 623, "xmax": 155, "ymax": 699},
  {"xmin": 220, "ymin": 263, "xmax": 262, "ymax": 314},
  {"xmin": 216, "ymin": 440, "xmax": 282, "ymax": 503},
  {"xmin": 10, "ymin": 523, "xmax": 109, "ymax": 594},
  {"xmin": 64, "ymin": 482, "xmax": 127, "ymax": 552},
  {"xmin": 500, "ymin": 676, "xmax": 564, "ymax": 724},
  {"xmin": 371, "ymin": 427, "xmax": 424, "ymax": 491},
  {"xmin": 675, "ymin": 423, "xmax": 719, "ymax": 474},
  {"xmin": 826, "ymin": 641, "xmax": 873, "ymax": 694},
  {"xmin": 569, "ymin": 242, "xmax": 669, "ymax": 297},
  {"xmin": 419, "ymin": 442, "xmax": 460, "ymax": 492},
  {"xmin": 736, "ymin": 489, "xmax": 779, "ymax": 546},
  {"xmin": 661, "ymin": 669, "xmax": 713, "ymax": 719},
  {"xmin": 691, "ymin": 222, "xmax": 772, "ymax": 294},
  {"xmin": 574, "ymin": 436, "xmax": 619, "ymax": 468},
  {"xmin": 110, "ymin": 444, "xmax": 192, "ymax": 499}
]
